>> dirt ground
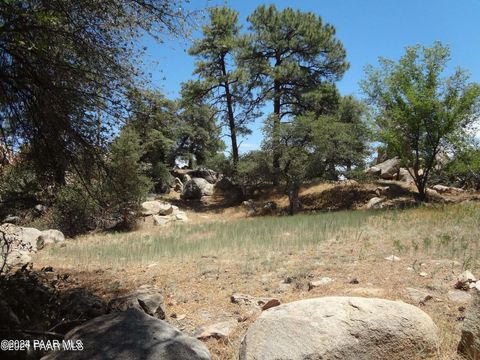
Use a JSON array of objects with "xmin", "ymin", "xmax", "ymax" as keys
[{"xmin": 32, "ymin": 181, "xmax": 480, "ymax": 359}]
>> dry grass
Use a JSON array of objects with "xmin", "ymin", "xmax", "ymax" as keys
[{"xmin": 33, "ymin": 201, "xmax": 480, "ymax": 359}]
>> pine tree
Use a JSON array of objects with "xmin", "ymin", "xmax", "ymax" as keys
[
  {"xmin": 188, "ymin": 6, "xmax": 258, "ymax": 172},
  {"xmin": 243, "ymin": 5, "xmax": 349, "ymax": 184}
]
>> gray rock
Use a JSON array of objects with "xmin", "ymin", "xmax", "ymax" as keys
[
  {"xmin": 195, "ymin": 320, "xmax": 237, "ymax": 340},
  {"xmin": 174, "ymin": 177, "xmax": 184, "ymax": 192},
  {"xmin": 181, "ymin": 178, "xmax": 214, "ymax": 199},
  {"xmin": 175, "ymin": 212, "xmax": 188, "ymax": 221},
  {"xmin": 458, "ymin": 288, "xmax": 480, "ymax": 358},
  {"xmin": 141, "ymin": 201, "xmax": 172, "ymax": 216},
  {"xmin": 0, "ymin": 223, "xmax": 41, "ymax": 268},
  {"xmin": 231, "ymin": 294, "xmax": 280, "ymax": 311},
  {"xmin": 308, "ymin": 277, "xmax": 334, "ymax": 290},
  {"xmin": 152, "ymin": 215, "xmax": 170, "ymax": 226},
  {"xmin": 38, "ymin": 229, "xmax": 65, "ymax": 248},
  {"xmin": 385, "ymin": 255, "xmax": 401, "ymax": 262},
  {"xmin": 448, "ymin": 290, "xmax": 472, "ymax": 303},
  {"xmin": 366, "ymin": 197, "xmax": 383, "ymax": 209},
  {"xmin": 240, "ymin": 297, "xmax": 439, "ymax": 360},
  {"xmin": 3, "ymin": 215, "xmax": 20, "ymax": 224},
  {"xmin": 34, "ymin": 204, "xmax": 48, "ymax": 213},
  {"xmin": 398, "ymin": 168, "xmax": 414, "ymax": 183},
  {"xmin": 187, "ymin": 168, "xmax": 217, "ymax": 184},
  {"xmin": 41, "ymin": 308, "xmax": 211, "ymax": 360},
  {"xmin": 405, "ymin": 287, "xmax": 433, "ymax": 304},
  {"xmin": 109, "ymin": 284, "xmax": 166, "ymax": 320}
]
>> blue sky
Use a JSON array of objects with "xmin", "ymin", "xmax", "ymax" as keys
[{"xmin": 141, "ymin": 0, "xmax": 480, "ymax": 153}]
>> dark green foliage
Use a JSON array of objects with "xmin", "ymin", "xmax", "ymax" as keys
[
  {"xmin": 236, "ymin": 150, "xmax": 273, "ymax": 187},
  {"xmin": 362, "ymin": 42, "xmax": 480, "ymax": 200},
  {"xmin": 433, "ymin": 145, "xmax": 480, "ymax": 189},
  {"xmin": 126, "ymin": 89, "xmax": 179, "ymax": 167},
  {"xmin": 242, "ymin": 5, "xmax": 349, "ymax": 182},
  {"xmin": 187, "ymin": 6, "xmax": 257, "ymax": 169},
  {"xmin": 176, "ymin": 99, "xmax": 224, "ymax": 168},
  {"xmin": 0, "ymin": 160, "xmax": 43, "ymax": 219},
  {"xmin": 105, "ymin": 129, "xmax": 151, "ymax": 228},
  {"xmin": 0, "ymin": 0, "xmax": 190, "ymax": 186}
]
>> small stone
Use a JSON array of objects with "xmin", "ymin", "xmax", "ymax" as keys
[
  {"xmin": 308, "ymin": 277, "xmax": 334, "ymax": 290},
  {"xmin": 153, "ymin": 215, "xmax": 170, "ymax": 226},
  {"xmin": 196, "ymin": 320, "xmax": 236, "ymax": 340},
  {"xmin": 349, "ymin": 278, "xmax": 360, "ymax": 284},
  {"xmin": 405, "ymin": 288, "xmax": 433, "ymax": 304},
  {"xmin": 456, "ymin": 270, "xmax": 477, "ymax": 290},
  {"xmin": 175, "ymin": 212, "xmax": 188, "ymax": 221},
  {"xmin": 448, "ymin": 290, "xmax": 472, "ymax": 303},
  {"xmin": 419, "ymin": 272, "xmax": 428, "ymax": 277}
]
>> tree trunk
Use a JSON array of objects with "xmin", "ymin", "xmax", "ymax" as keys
[
  {"xmin": 220, "ymin": 57, "xmax": 239, "ymax": 173},
  {"xmin": 288, "ymin": 184, "xmax": 300, "ymax": 215},
  {"xmin": 272, "ymin": 79, "xmax": 281, "ymax": 186}
]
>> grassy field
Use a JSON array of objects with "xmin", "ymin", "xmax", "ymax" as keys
[
  {"xmin": 43, "ymin": 202, "xmax": 480, "ymax": 270},
  {"xmin": 35, "ymin": 202, "xmax": 480, "ymax": 359}
]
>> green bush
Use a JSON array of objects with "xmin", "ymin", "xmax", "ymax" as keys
[{"xmin": 53, "ymin": 182, "xmax": 100, "ymax": 236}]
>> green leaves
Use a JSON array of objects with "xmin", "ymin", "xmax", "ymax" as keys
[{"xmin": 362, "ymin": 42, "xmax": 480, "ymax": 199}]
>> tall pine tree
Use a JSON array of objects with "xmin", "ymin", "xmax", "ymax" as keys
[
  {"xmin": 242, "ymin": 5, "xmax": 348, "ymax": 184},
  {"xmin": 188, "ymin": 7, "xmax": 258, "ymax": 172}
]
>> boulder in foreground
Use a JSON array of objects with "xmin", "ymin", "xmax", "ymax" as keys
[
  {"xmin": 41, "ymin": 308, "xmax": 211, "ymax": 360},
  {"xmin": 458, "ymin": 286, "xmax": 480, "ymax": 358},
  {"xmin": 240, "ymin": 296, "xmax": 439, "ymax": 360}
]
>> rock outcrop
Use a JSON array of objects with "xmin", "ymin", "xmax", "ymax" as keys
[{"xmin": 181, "ymin": 178, "xmax": 214, "ymax": 199}]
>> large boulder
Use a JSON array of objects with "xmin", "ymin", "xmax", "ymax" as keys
[
  {"xmin": 38, "ymin": 229, "xmax": 65, "ymax": 248},
  {"xmin": 458, "ymin": 286, "xmax": 480, "ymax": 358},
  {"xmin": 181, "ymin": 178, "xmax": 214, "ymax": 200},
  {"xmin": 366, "ymin": 158, "xmax": 400, "ymax": 180},
  {"xmin": 108, "ymin": 284, "xmax": 166, "ymax": 319},
  {"xmin": 240, "ymin": 297, "xmax": 439, "ymax": 360},
  {"xmin": 141, "ymin": 201, "xmax": 173, "ymax": 216},
  {"xmin": 187, "ymin": 168, "xmax": 217, "ymax": 184},
  {"xmin": 41, "ymin": 308, "xmax": 212, "ymax": 360},
  {"xmin": 0, "ymin": 224, "xmax": 40, "ymax": 268}
]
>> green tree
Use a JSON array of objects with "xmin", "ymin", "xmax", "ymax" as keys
[
  {"xmin": 307, "ymin": 96, "xmax": 371, "ymax": 179},
  {"xmin": 126, "ymin": 88, "xmax": 179, "ymax": 168},
  {"xmin": 0, "ymin": 0, "xmax": 190, "ymax": 186},
  {"xmin": 187, "ymin": 7, "xmax": 257, "ymax": 171},
  {"xmin": 243, "ymin": 5, "xmax": 349, "ymax": 183},
  {"xmin": 362, "ymin": 42, "xmax": 480, "ymax": 200},
  {"xmin": 176, "ymin": 99, "xmax": 224, "ymax": 168},
  {"xmin": 106, "ymin": 128, "xmax": 151, "ymax": 229}
]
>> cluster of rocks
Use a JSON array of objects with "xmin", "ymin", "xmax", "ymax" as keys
[
  {"xmin": 0, "ymin": 223, "xmax": 65, "ymax": 270},
  {"xmin": 140, "ymin": 200, "xmax": 188, "ymax": 226},
  {"xmin": 170, "ymin": 167, "xmax": 242, "ymax": 201},
  {"xmin": 365, "ymin": 157, "xmax": 414, "ymax": 182},
  {"xmin": 365, "ymin": 157, "xmax": 464, "ymax": 193},
  {"xmin": 170, "ymin": 168, "xmax": 217, "ymax": 200},
  {"xmin": 242, "ymin": 199, "xmax": 278, "ymax": 216}
]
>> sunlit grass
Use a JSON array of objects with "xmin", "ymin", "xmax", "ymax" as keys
[{"xmin": 43, "ymin": 202, "xmax": 480, "ymax": 271}]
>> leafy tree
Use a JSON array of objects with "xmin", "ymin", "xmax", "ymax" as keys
[
  {"xmin": 362, "ymin": 42, "xmax": 480, "ymax": 200},
  {"xmin": 306, "ymin": 96, "xmax": 371, "ymax": 179},
  {"xmin": 187, "ymin": 7, "xmax": 257, "ymax": 171},
  {"xmin": 243, "ymin": 5, "xmax": 349, "ymax": 183},
  {"xmin": 0, "ymin": 0, "xmax": 190, "ymax": 186},
  {"xmin": 176, "ymin": 99, "xmax": 224, "ymax": 168}
]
